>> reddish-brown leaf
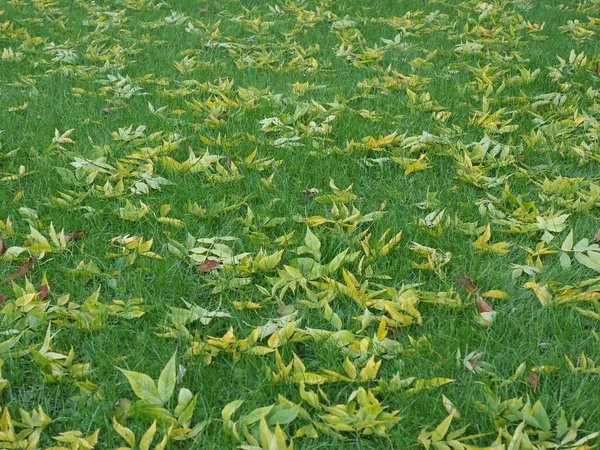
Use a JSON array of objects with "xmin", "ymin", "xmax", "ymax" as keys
[
  {"xmin": 0, "ymin": 294, "xmax": 8, "ymax": 302},
  {"xmin": 596, "ymin": 62, "xmax": 600, "ymax": 76},
  {"xmin": 457, "ymin": 277, "xmax": 478, "ymax": 293},
  {"xmin": 2, "ymin": 257, "xmax": 36, "ymax": 284},
  {"xmin": 38, "ymin": 284, "xmax": 49, "ymax": 300},
  {"xmin": 466, "ymin": 356, "xmax": 479, "ymax": 373},
  {"xmin": 200, "ymin": 259, "xmax": 219, "ymax": 273},
  {"xmin": 0, "ymin": 238, "xmax": 5, "ymax": 255},
  {"xmin": 66, "ymin": 230, "xmax": 88, "ymax": 242},
  {"xmin": 476, "ymin": 296, "xmax": 494, "ymax": 313},
  {"xmin": 526, "ymin": 372, "xmax": 539, "ymax": 392},
  {"xmin": 595, "ymin": 230, "xmax": 600, "ymax": 245}
]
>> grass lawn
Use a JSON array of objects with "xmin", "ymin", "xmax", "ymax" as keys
[{"xmin": 1, "ymin": 0, "xmax": 600, "ymax": 448}]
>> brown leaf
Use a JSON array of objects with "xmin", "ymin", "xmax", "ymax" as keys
[
  {"xmin": 526, "ymin": 372, "xmax": 539, "ymax": 392},
  {"xmin": 595, "ymin": 230, "xmax": 600, "ymax": 245},
  {"xmin": 102, "ymin": 107, "xmax": 114, "ymax": 115},
  {"xmin": 476, "ymin": 296, "xmax": 493, "ymax": 313},
  {"xmin": 0, "ymin": 238, "xmax": 5, "ymax": 255},
  {"xmin": 0, "ymin": 294, "xmax": 8, "ymax": 302},
  {"xmin": 457, "ymin": 277, "xmax": 477, "ymax": 293},
  {"xmin": 66, "ymin": 230, "xmax": 88, "ymax": 242},
  {"xmin": 466, "ymin": 356, "xmax": 479, "ymax": 373},
  {"xmin": 2, "ymin": 256, "xmax": 36, "ymax": 284},
  {"xmin": 38, "ymin": 283, "xmax": 49, "ymax": 300},
  {"xmin": 200, "ymin": 259, "xmax": 219, "ymax": 273},
  {"xmin": 595, "ymin": 62, "xmax": 600, "ymax": 76}
]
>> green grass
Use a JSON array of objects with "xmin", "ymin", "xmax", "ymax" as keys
[{"xmin": 1, "ymin": 0, "xmax": 600, "ymax": 448}]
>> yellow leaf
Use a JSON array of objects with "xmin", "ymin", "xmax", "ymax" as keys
[
  {"xmin": 156, "ymin": 217, "xmax": 185, "ymax": 227},
  {"xmin": 139, "ymin": 421, "xmax": 157, "ymax": 450},
  {"xmin": 481, "ymin": 290, "xmax": 509, "ymax": 299},
  {"xmin": 222, "ymin": 400, "xmax": 244, "ymax": 421},
  {"xmin": 343, "ymin": 358, "xmax": 357, "ymax": 380},
  {"xmin": 113, "ymin": 417, "xmax": 136, "ymax": 447}
]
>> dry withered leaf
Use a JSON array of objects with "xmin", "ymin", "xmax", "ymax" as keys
[
  {"xmin": 2, "ymin": 256, "xmax": 36, "ymax": 284},
  {"xmin": 0, "ymin": 294, "xmax": 8, "ymax": 302},
  {"xmin": 476, "ymin": 296, "xmax": 494, "ymax": 313},
  {"xmin": 66, "ymin": 230, "xmax": 88, "ymax": 242},
  {"xmin": 466, "ymin": 356, "xmax": 480, "ymax": 373},
  {"xmin": 457, "ymin": 277, "xmax": 477, "ymax": 293},
  {"xmin": 0, "ymin": 238, "xmax": 5, "ymax": 255},
  {"xmin": 200, "ymin": 259, "xmax": 219, "ymax": 273},
  {"xmin": 595, "ymin": 230, "xmax": 600, "ymax": 245},
  {"xmin": 526, "ymin": 372, "xmax": 539, "ymax": 392}
]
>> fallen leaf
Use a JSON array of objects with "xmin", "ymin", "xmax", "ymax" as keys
[
  {"xmin": 526, "ymin": 372, "xmax": 539, "ymax": 392},
  {"xmin": 457, "ymin": 277, "xmax": 477, "ymax": 293},
  {"xmin": 38, "ymin": 283, "xmax": 49, "ymax": 300},
  {"xmin": 466, "ymin": 356, "xmax": 479, "ymax": 373},
  {"xmin": 304, "ymin": 187, "xmax": 317, "ymax": 199},
  {"xmin": 200, "ymin": 259, "xmax": 219, "ymax": 273},
  {"xmin": 0, "ymin": 294, "xmax": 7, "ymax": 302},
  {"xmin": 0, "ymin": 238, "xmax": 5, "ymax": 255},
  {"xmin": 481, "ymin": 290, "xmax": 509, "ymax": 299},
  {"xmin": 476, "ymin": 296, "xmax": 493, "ymax": 312},
  {"xmin": 66, "ymin": 230, "xmax": 88, "ymax": 242},
  {"xmin": 595, "ymin": 230, "xmax": 600, "ymax": 245},
  {"xmin": 278, "ymin": 305, "xmax": 294, "ymax": 316},
  {"xmin": 2, "ymin": 257, "xmax": 36, "ymax": 284}
]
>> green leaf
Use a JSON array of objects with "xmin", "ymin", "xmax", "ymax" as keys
[
  {"xmin": 240, "ymin": 405, "xmax": 274, "ymax": 426},
  {"xmin": 177, "ymin": 392, "xmax": 197, "ymax": 426},
  {"xmin": 172, "ymin": 419, "xmax": 209, "ymax": 441},
  {"xmin": 134, "ymin": 403, "xmax": 174, "ymax": 422},
  {"xmin": 328, "ymin": 248, "xmax": 348, "ymax": 273},
  {"xmin": 573, "ymin": 238, "xmax": 591, "ymax": 252},
  {"xmin": 267, "ymin": 404, "xmax": 299, "ymax": 426},
  {"xmin": 117, "ymin": 368, "xmax": 162, "ymax": 405},
  {"xmin": 174, "ymin": 387, "xmax": 194, "ymax": 417},
  {"xmin": 0, "ymin": 332, "xmax": 24, "ymax": 358},
  {"xmin": 575, "ymin": 252, "xmax": 600, "ymax": 272},
  {"xmin": 157, "ymin": 352, "xmax": 176, "ymax": 404},
  {"xmin": 323, "ymin": 303, "xmax": 342, "ymax": 331},
  {"xmin": 531, "ymin": 400, "xmax": 551, "ymax": 431},
  {"xmin": 555, "ymin": 410, "xmax": 568, "ymax": 438},
  {"xmin": 560, "ymin": 252, "xmax": 571, "ymax": 269},
  {"xmin": 222, "ymin": 400, "xmax": 244, "ymax": 421},
  {"xmin": 304, "ymin": 226, "xmax": 321, "ymax": 252},
  {"xmin": 561, "ymin": 231, "xmax": 573, "ymax": 251}
]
